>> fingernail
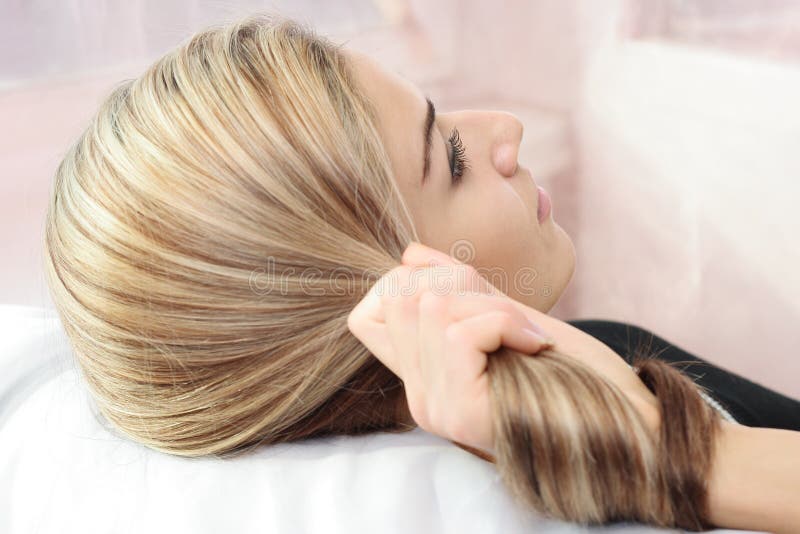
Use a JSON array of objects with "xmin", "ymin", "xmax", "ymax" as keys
[
  {"xmin": 526, "ymin": 320, "xmax": 548, "ymax": 338},
  {"xmin": 522, "ymin": 328, "xmax": 545, "ymax": 344},
  {"xmin": 524, "ymin": 329, "xmax": 556, "ymax": 348}
]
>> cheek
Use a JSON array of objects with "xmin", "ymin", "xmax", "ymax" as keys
[
  {"xmin": 437, "ymin": 181, "xmax": 538, "ymax": 272},
  {"xmin": 413, "ymin": 177, "xmax": 573, "ymax": 310}
]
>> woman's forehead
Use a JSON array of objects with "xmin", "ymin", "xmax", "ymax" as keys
[{"xmin": 344, "ymin": 48, "xmax": 428, "ymax": 197}]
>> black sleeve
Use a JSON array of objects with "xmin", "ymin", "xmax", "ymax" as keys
[{"xmin": 567, "ymin": 319, "xmax": 800, "ymax": 431}]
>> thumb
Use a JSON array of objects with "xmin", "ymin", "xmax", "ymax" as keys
[{"xmin": 401, "ymin": 241, "xmax": 462, "ymax": 267}]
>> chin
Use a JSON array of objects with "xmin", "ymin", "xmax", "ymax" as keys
[
  {"xmin": 562, "ymin": 231, "xmax": 577, "ymax": 288},
  {"xmin": 539, "ymin": 228, "xmax": 577, "ymax": 313}
]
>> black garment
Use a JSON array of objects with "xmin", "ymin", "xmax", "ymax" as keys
[{"xmin": 567, "ymin": 319, "xmax": 800, "ymax": 431}]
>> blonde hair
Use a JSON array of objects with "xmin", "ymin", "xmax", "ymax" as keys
[{"xmin": 44, "ymin": 14, "xmax": 721, "ymax": 530}]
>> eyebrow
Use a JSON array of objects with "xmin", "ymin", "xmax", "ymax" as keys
[{"xmin": 421, "ymin": 95, "xmax": 436, "ymax": 185}]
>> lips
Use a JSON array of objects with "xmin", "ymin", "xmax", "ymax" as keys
[
  {"xmin": 519, "ymin": 165, "xmax": 553, "ymax": 224},
  {"xmin": 537, "ymin": 185, "xmax": 552, "ymax": 223}
]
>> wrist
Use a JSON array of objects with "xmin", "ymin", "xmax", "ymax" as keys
[{"xmin": 706, "ymin": 421, "xmax": 800, "ymax": 533}]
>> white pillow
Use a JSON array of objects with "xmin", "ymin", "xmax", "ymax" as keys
[{"xmin": 0, "ymin": 305, "xmax": 761, "ymax": 534}]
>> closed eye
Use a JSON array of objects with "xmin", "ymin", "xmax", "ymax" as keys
[{"xmin": 447, "ymin": 126, "xmax": 469, "ymax": 185}]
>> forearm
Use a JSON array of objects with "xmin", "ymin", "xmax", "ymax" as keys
[{"xmin": 706, "ymin": 421, "xmax": 800, "ymax": 533}]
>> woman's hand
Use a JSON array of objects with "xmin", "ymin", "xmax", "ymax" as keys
[
  {"xmin": 347, "ymin": 242, "xmax": 662, "ymax": 456},
  {"xmin": 347, "ymin": 243, "xmax": 553, "ymax": 456}
]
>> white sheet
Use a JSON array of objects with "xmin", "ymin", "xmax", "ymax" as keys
[{"xmin": 0, "ymin": 305, "xmax": 762, "ymax": 534}]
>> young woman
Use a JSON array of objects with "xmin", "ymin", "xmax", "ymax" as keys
[{"xmin": 43, "ymin": 14, "xmax": 800, "ymax": 532}]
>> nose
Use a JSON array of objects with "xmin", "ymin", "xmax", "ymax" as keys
[{"xmin": 491, "ymin": 112, "xmax": 524, "ymax": 178}]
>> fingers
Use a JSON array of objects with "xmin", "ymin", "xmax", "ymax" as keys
[
  {"xmin": 412, "ymin": 290, "xmax": 449, "ymax": 431},
  {"xmin": 416, "ymin": 294, "xmax": 541, "ymax": 452},
  {"xmin": 415, "ymin": 291, "xmax": 492, "ymax": 451},
  {"xmin": 382, "ymin": 268, "xmax": 424, "ymax": 386},
  {"xmin": 347, "ymin": 269, "xmax": 399, "ymax": 375},
  {"xmin": 450, "ymin": 311, "xmax": 550, "ymax": 359},
  {"xmin": 412, "ymin": 292, "xmax": 551, "ymax": 432},
  {"xmin": 401, "ymin": 241, "xmax": 461, "ymax": 267},
  {"xmin": 401, "ymin": 241, "xmax": 505, "ymax": 297},
  {"xmin": 347, "ymin": 265, "xmax": 438, "ymax": 380},
  {"xmin": 347, "ymin": 255, "xmax": 556, "ymax": 456},
  {"xmin": 348, "ymin": 261, "xmax": 553, "ymax": 379},
  {"xmin": 433, "ymin": 292, "xmax": 551, "ymax": 340}
]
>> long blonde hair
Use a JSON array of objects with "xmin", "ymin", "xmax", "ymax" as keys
[{"xmin": 44, "ymin": 14, "xmax": 721, "ymax": 530}]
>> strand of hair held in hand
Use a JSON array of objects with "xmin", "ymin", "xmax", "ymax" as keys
[{"xmin": 488, "ymin": 349, "xmax": 721, "ymax": 529}]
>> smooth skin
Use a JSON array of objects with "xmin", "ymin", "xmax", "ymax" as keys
[
  {"xmin": 343, "ymin": 47, "xmax": 800, "ymax": 532},
  {"xmin": 344, "ymin": 48, "xmax": 576, "ymax": 312}
]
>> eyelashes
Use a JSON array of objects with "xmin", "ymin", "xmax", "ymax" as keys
[{"xmin": 447, "ymin": 127, "xmax": 469, "ymax": 184}]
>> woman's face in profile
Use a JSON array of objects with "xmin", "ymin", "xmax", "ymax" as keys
[{"xmin": 344, "ymin": 48, "xmax": 576, "ymax": 312}]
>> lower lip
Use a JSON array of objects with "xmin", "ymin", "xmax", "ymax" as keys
[{"xmin": 537, "ymin": 185, "xmax": 552, "ymax": 223}]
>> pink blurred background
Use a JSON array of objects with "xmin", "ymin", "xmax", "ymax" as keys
[{"xmin": 2, "ymin": 0, "xmax": 799, "ymax": 399}]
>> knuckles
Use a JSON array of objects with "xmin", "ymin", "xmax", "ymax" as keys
[
  {"xmin": 345, "ymin": 309, "xmax": 359, "ymax": 334},
  {"xmin": 493, "ymin": 310, "xmax": 516, "ymax": 332},
  {"xmin": 369, "ymin": 262, "xmax": 500, "ymax": 311}
]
